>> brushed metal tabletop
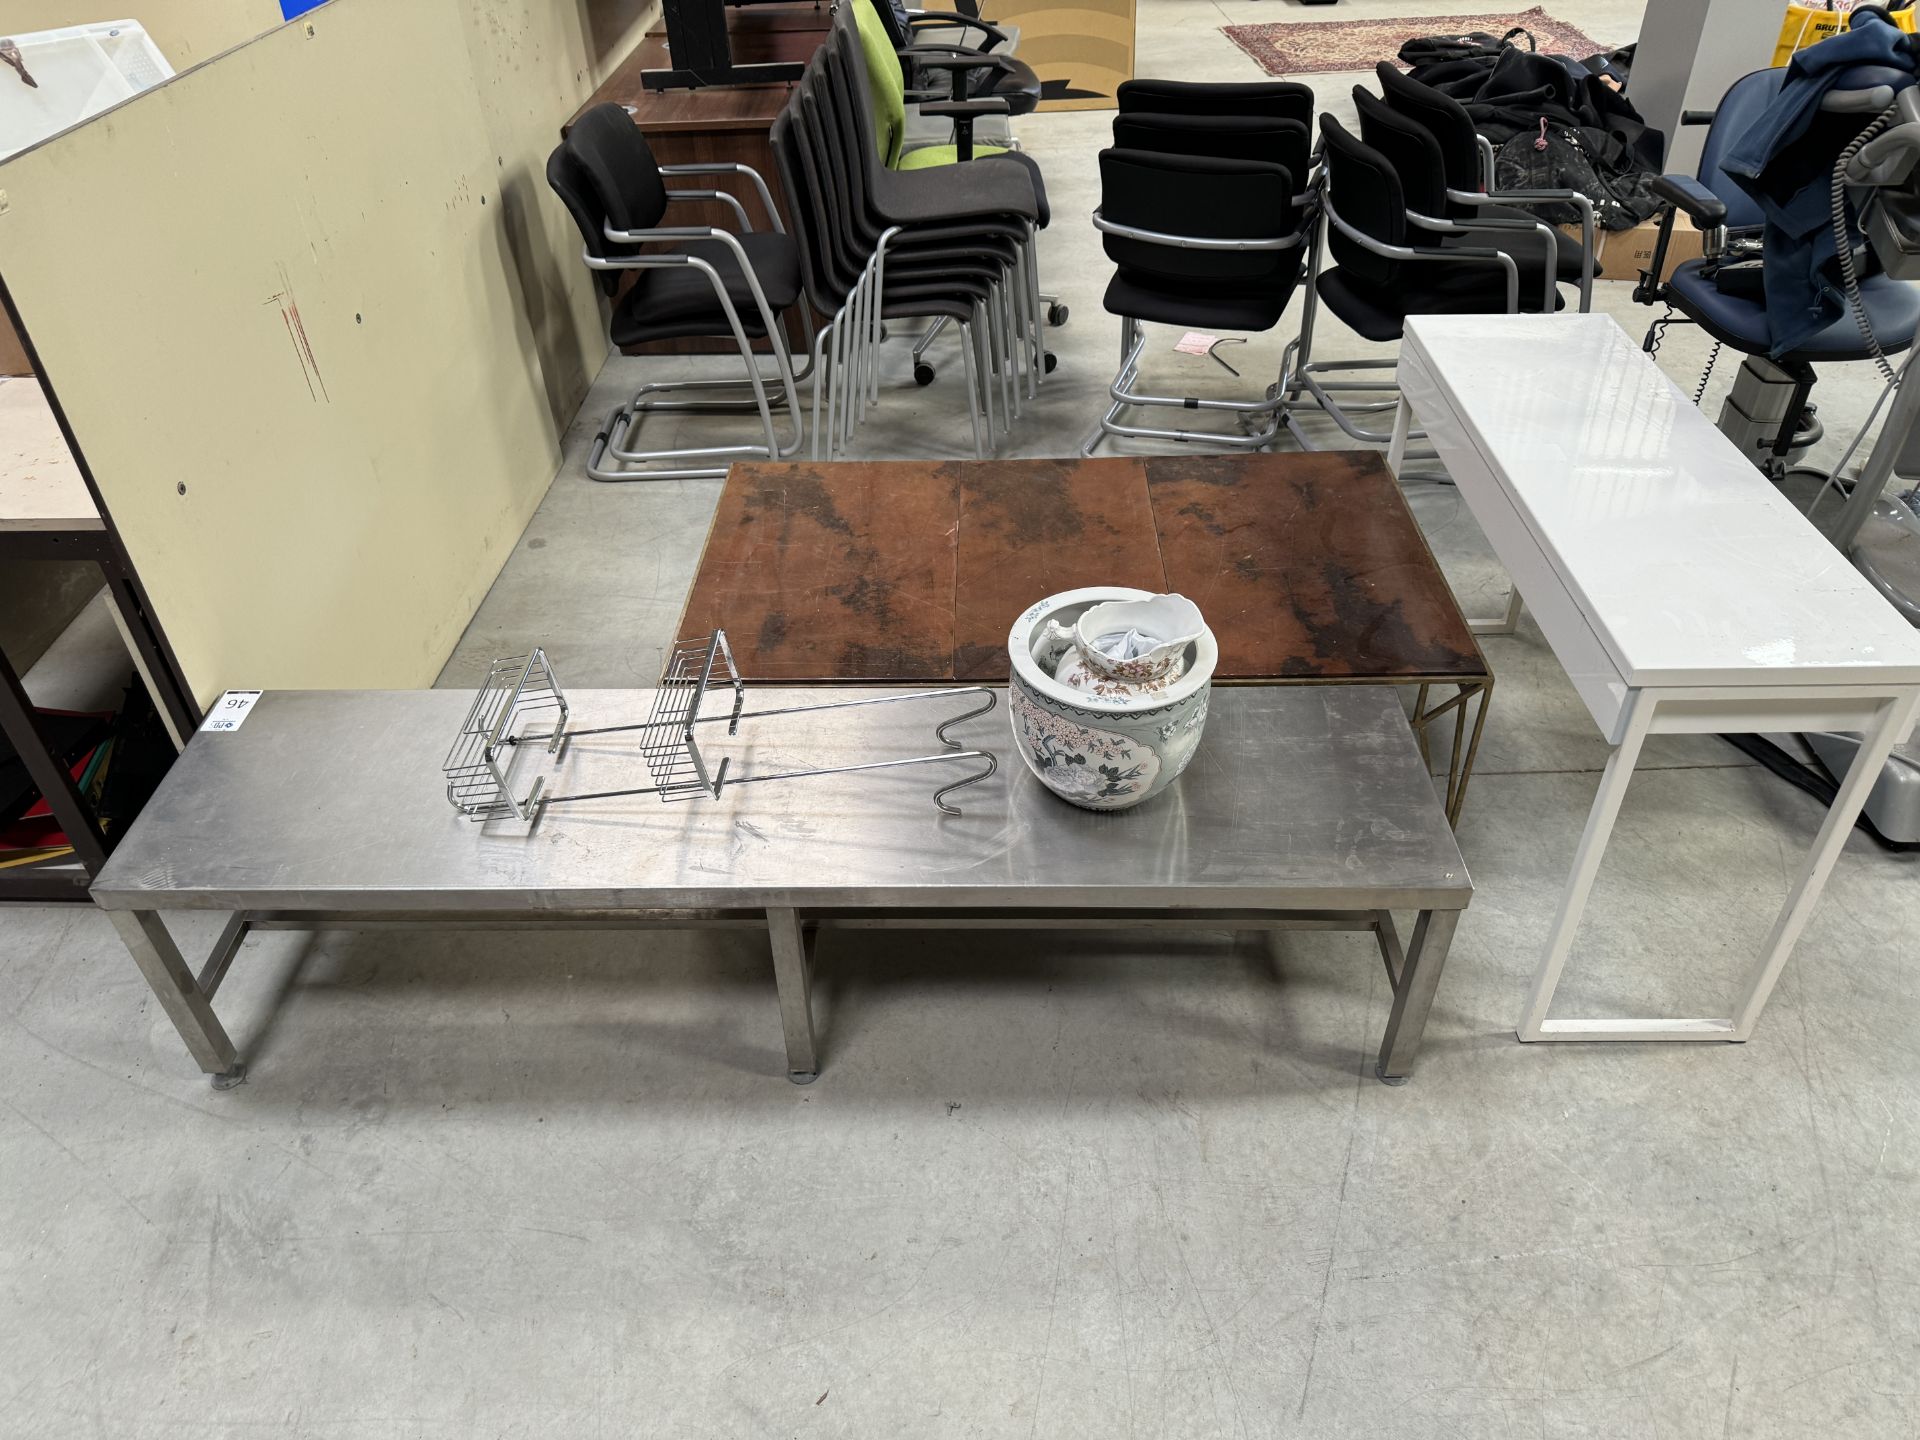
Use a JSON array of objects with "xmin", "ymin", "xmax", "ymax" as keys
[{"xmin": 91, "ymin": 686, "xmax": 1470, "ymax": 914}]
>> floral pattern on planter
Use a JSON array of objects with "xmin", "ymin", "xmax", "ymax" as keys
[{"xmin": 1009, "ymin": 683, "xmax": 1161, "ymax": 809}]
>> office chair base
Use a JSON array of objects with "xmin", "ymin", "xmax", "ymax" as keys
[
  {"xmin": 587, "ymin": 365, "xmax": 805, "ymax": 483},
  {"xmin": 1081, "ymin": 320, "xmax": 1288, "ymax": 456}
]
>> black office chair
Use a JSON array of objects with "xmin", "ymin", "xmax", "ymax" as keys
[
  {"xmin": 1373, "ymin": 61, "xmax": 1597, "ymax": 306},
  {"xmin": 1635, "ymin": 66, "xmax": 1920, "ymax": 480},
  {"xmin": 1282, "ymin": 115, "xmax": 1566, "ymax": 454},
  {"xmin": 546, "ymin": 105, "xmax": 806, "ymax": 482},
  {"xmin": 1084, "ymin": 146, "xmax": 1311, "ymax": 453}
]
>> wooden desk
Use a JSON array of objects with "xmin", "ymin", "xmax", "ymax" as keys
[
  {"xmin": 564, "ymin": 8, "xmax": 828, "ymax": 352},
  {"xmin": 679, "ymin": 452, "xmax": 1494, "ymax": 823}
]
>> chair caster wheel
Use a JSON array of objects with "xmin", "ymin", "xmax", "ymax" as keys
[
  {"xmin": 1044, "ymin": 352, "xmax": 1058, "ymax": 374},
  {"xmin": 914, "ymin": 362, "xmax": 937, "ymax": 386},
  {"xmin": 1047, "ymin": 303, "xmax": 1069, "ymax": 327},
  {"xmin": 878, "ymin": 324, "xmax": 889, "ymax": 341}
]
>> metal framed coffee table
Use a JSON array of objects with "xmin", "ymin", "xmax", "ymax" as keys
[
  {"xmin": 679, "ymin": 451, "xmax": 1493, "ymax": 824},
  {"xmin": 89, "ymin": 684, "xmax": 1471, "ymax": 1087}
]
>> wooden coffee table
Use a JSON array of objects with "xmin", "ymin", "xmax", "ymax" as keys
[{"xmin": 680, "ymin": 452, "xmax": 1492, "ymax": 822}]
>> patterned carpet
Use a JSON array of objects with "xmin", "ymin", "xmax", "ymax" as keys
[{"xmin": 1222, "ymin": 7, "xmax": 1602, "ymax": 76}]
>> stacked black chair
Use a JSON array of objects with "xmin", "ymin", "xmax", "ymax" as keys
[
  {"xmin": 1276, "ymin": 68, "xmax": 1599, "ymax": 453},
  {"xmin": 1308, "ymin": 115, "xmax": 1565, "ymax": 372},
  {"xmin": 1374, "ymin": 62, "xmax": 1597, "ymax": 306},
  {"xmin": 546, "ymin": 105, "xmax": 807, "ymax": 481},
  {"xmin": 773, "ymin": 3, "xmax": 1048, "ymax": 457},
  {"xmin": 1085, "ymin": 80, "xmax": 1317, "ymax": 453}
]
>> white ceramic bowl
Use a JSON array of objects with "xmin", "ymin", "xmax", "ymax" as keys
[{"xmin": 1006, "ymin": 586, "xmax": 1218, "ymax": 810}]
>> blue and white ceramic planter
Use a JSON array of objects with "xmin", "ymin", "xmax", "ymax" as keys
[{"xmin": 1006, "ymin": 586, "xmax": 1218, "ymax": 811}]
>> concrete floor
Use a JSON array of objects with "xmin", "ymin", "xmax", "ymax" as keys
[{"xmin": 8, "ymin": 1, "xmax": 1920, "ymax": 1435}]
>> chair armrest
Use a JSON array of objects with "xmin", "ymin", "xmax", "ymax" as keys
[
  {"xmin": 657, "ymin": 161, "xmax": 782, "ymax": 233},
  {"xmin": 1092, "ymin": 208, "xmax": 1308, "ymax": 251},
  {"xmin": 1409, "ymin": 207, "xmax": 1559, "ymax": 312},
  {"xmin": 1449, "ymin": 187, "xmax": 1596, "ymax": 310},
  {"xmin": 664, "ymin": 188, "xmax": 754, "ymax": 232},
  {"xmin": 906, "ymin": 11, "xmax": 1011, "ymax": 49},
  {"xmin": 921, "ymin": 95, "xmax": 1012, "ymax": 161},
  {"xmin": 1650, "ymin": 174, "xmax": 1727, "ymax": 228}
]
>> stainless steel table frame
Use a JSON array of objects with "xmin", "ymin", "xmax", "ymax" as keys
[{"xmin": 90, "ymin": 687, "xmax": 1473, "ymax": 1087}]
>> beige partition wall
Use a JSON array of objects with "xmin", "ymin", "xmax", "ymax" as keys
[
  {"xmin": 0, "ymin": 1, "xmax": 283, "ymax": 70},
  {"xmin": 0, "ymin": 0, "xmax": 570, "ymax": 704},
  {"xmin": 458, "ymin": 0, "xmax": 654, "ymax": 427}
]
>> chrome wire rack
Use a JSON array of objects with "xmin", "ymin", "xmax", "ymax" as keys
[
  {"xmin": 443, "ymin": 630, "xmax": 997, "ymax": 821},
  {"xmin": 442, "ymin": 649, "xmax": 570, "ymax": 821}
]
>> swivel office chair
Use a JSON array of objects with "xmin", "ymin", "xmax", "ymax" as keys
[{"xmin": 1635, "ymin": 66, "xmax": 1920, "ymax": 481}]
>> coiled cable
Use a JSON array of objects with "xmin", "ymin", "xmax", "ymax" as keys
[{"xmin": 1831, "ymin": 102, "xmax": 1904, "ymax": 383}]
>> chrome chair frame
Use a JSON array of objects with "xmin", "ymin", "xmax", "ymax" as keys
[
  {"xmin": 584, "ymin": 162, "xmax": 812, "ymax": 483},
  {"xmin": 1281, "ymin": 173, "xmax": 1578, "ymax": 456},
  {"xmin": 1081, "ymin": 200, "xmax": 1315, "ymax": 455}
]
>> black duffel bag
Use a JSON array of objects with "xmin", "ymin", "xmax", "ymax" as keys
[{"xmin": 1398, "ymin": 26, "xmax": 1535, "ymax": 69}]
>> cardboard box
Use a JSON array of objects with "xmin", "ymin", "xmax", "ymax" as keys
[
  {"xmin": 0, "ymin": 310, "xmax": 28, "ymax": 376},
  {"xmin": 1562, "ymin": 216, "xmax": 1706, "ymax": 284}
]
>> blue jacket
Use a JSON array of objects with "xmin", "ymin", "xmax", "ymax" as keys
[{"xmin": 1721, "ymin": 22, "xmax": 1918, "ymax": 356}]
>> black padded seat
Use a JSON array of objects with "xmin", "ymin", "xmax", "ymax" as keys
[
  {"xmin": 970, "ymin": 149, "xmax": 1050, "ymax": 227},
  {"xmin": 1317, "ymin": 266, "xmax": 1564, "ymax": 343},
  {"xmin": 609, "ymin": 233, "xmax": 802, "ymax": 346},
  {"xmin": 1104, "ymin": 272, "xmax": 1291, "ymax": 330}
]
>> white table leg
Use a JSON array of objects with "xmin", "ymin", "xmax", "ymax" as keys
[
  {"xmin": 1386, "ymin": 394, "xmax": 1412, "ymax": 477},
  {"xmin": 1518, "ymin": 690, "xmax": 1655, "ymax": 1040},
  {"xmin": 1730, "ymin": 692, "xmax": 1919, "ymax": 1037},
  {"xmin": 1520, "ymin": 688, "xmax": 1920, "ymax": 1043}
]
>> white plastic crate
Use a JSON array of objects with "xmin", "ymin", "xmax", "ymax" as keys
[{"xmin": 0, "ymin": 20, "xmax": 173, "ymax": 162}]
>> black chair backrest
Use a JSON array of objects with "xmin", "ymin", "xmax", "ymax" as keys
[
  {"xmin": 1117, "ymin": 77, "xmax": 1313, "ymax": 126},
  {"xmin": 564, "ymin": 104, "xmax": 671, "ymax": 237},
  {"xmin": 771, "ymin": 99, "xmax": 843, "ymax": 312},
  {"xmin": 1319, "ymin": 115, "xmax": 1408, "ymax": 289},
  {"xmin": 1099, "ymin": 148, "xmax": 1296, "ymax": 286},
  {"xmin": 1111, "ymin": 112, "xmax": 1310, "ymax": 180},
  {"xmin": 1352, "ymin": 87, "xmax": 1449, "ymax": 220},
  {"xmin": 545, "ymin": 142, "xmax": 622, "ymax": 297},
  {"xmin": 1375, "ymin": 63, "xmax": 1481, "ymax": 209}
]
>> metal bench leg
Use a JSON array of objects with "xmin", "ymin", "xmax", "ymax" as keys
[
  {"xmin": 767, "ymin": 905, "xmax": 818, "ymax": 1084},
  {"xmin": 1374, "ymin": 908, "xmax": 1461, "ymax": 1084},
  {"xmin": 107, "ymin": 909, "xmax": 245, "ymax": 1087}
]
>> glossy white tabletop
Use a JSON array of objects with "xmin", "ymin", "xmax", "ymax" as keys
[{"xmin": 1401, "ymin": 313, "xmax": 1920, "ymax": 691}]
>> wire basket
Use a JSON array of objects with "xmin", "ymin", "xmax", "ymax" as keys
[
  {"xmin": 443, "ymin": 630, "xmax": 997, "ymax": 822},
  {"xmin": 442, "ymin": 650, "xmax": 570, "ymax": 821}
]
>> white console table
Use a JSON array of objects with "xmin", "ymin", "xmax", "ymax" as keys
[{"xmin": 1391, "ymin": 313, "xmax": 1920, "ymax": 1044}]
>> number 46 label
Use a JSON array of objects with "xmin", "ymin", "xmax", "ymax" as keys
[{"xmin": 200, "ymin": 691, "xmax": 262, "ymax": 733}]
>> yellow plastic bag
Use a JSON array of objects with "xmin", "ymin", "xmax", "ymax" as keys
[{"xmin": 1774, "ymin": 3, "xmax": 1919, "ymax": 68}]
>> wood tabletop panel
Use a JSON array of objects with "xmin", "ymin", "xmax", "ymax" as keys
[
  {"xmin": 1143, "ymin": 452, "xmax": 1485, "ymax": 680},
  {"xmin": 952, "ymin": 457, "xmax": 1165, "ymax": 679},
  {"xmin": 682, "ymin": 461, "xmax": 959, "ymax": 680},
  {"xmin": 686, "ymin": 454, "xmax": 1489, "ymax": 686}
]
